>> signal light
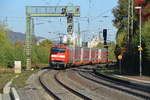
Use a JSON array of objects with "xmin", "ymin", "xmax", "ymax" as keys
[
  {"xmin": 67, "ymin": 24, "xmax": 73, "ymax": 33},
  {"xmin": 61, "ymin": 8, "xmax": 66, "ymax": 14},
  {"xmin": 67, "ymin": 15, "xmax": 73, "ymax": 23},
  {"xmin": 103, "ymin": 29, "xmax": 107, "ymax": 40},
  {"xmin": 76, "ymin": 8, "xmax": 80, "ymax": 12},
  {"xmin": 103, "ymin": 29, "xmax": 107, "ymax": 45}
]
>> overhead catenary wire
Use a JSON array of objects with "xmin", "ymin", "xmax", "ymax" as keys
[{"xmin": 0, "ymin": 0, "xmax": 116, "ymax": 42}]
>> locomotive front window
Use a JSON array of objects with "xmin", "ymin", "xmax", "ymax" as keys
[{"xmin": 51, "ymin": 48, "xmax": 66, "ymax": 53}]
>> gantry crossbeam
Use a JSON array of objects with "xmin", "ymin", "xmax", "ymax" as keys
[{"xmin": 26, "ymin": 6, "xmax": 80, "ymax": 17}]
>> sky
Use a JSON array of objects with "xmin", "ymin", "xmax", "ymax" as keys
[{"xmin": 0, "ymin": 0, "xmax": 118, "ymax": 42}]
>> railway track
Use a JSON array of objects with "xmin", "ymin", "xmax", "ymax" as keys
[
  {"xmin": 60, "ymin": 69, "xmax": 141, "ymax": 100},
  {"xmin": 38, "ymin": 67, "xmax": 149, "ymax": 100},
  {"xmin": 39, "ymin": 69, "xmax": 91, "ymax": 100},
  {"xmin": 77, "ymin": 68, "xmax": 150, "ymax": 100}
]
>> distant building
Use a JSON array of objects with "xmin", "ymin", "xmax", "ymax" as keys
[
  {"xmin": 62, "ymin": 32, "xmax": 81, "ymax": 46},
  {"xmin": 62, "ymin": 35, "xmax": 68, "ymax": 44},
  {"xmin": 82, "ymin": 42, "xmax": 88, "ymax": 47},
  {"xmin": 36, "ymin": 39, "xmax": 47, "ymax": 45},
  {"xmin": 88, "ymin": 35, "xmax": 103, "ymax": 48}
]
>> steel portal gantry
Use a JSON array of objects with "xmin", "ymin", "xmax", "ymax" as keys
[{"xmin": 25, "ymin": 6, "xmax": 80, "ymax": 69}]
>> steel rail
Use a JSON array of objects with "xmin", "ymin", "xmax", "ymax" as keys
[
  {"xmin": 78, "ymin": 71, "xmax": 150, "ymax": 100},
  {"xmin": 39, "ymin": 70, "xmax": 92, "ymax": 100},
  {"xmin": 54, "ymin": 71, "xmax": 92, "ymax": 100},
  {"xmin": 93, "ymin": 71, "xmax": 150, "ymax": 93},
  {"xmin": 39, "ymin": 70, "xmax": 61, "ymax": 100}
]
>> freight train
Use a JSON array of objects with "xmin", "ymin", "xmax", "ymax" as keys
[{"xmin": 49, "ymin": 45, "xmax": 108, "ymax": 68}]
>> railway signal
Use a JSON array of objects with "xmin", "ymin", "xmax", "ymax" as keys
[
  {"xmin": 67, "ymin": 13, "xmax": 73, "ymax": 34},
  {"xmin": 61, "ymin": 8, "xmax": 66, "ymax": 14},
  {"xmin": 118, "ymin": 55, "xmax": 122, "ymax": 74},
  {"xmin": 103, "ymin": 29, "xmax": 107, "ymax": 45},
  {"xmin": 118, "ymin": 55, "xmax": 122, "ymax": 60}
]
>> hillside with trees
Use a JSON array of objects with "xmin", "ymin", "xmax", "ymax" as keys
[{"xmin": 0, "ymin": 23, "xmax": 53, "ymax": 68}]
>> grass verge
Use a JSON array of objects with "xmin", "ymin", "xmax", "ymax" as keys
[
  {"xmin": 0, "ymin": 67, "xmax": 41, "ymax": 93},
  {"xmin": 96, "ymin": 63, "xmax": 120, "ymax": 75},
  {"xmin": 12, "ymin": 69, "xmax": 40, "ymax": 88},
  {"xmin": 0, "ymin": 68, "xmax": 15, "ymax": 93},
  {"xmin": 97, "ymin": 69, "xmax": 120, "ymax": 75}
]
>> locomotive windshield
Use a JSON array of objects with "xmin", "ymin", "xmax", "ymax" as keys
[{"xmin": 51, "ymin": 48, "xmax": 66, "ymax": 53}]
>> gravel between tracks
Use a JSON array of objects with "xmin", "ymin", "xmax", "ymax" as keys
[
  {"xmin": 63, "ymin": 70, "xmax": 142, "ymax": 100},
  {"xmin": 16, "ymin": 68, "xmax": 146, "ymax": 100},
  {"xmin": 57, "ymin": 70, "xmax": 99, "ymax": 100},
  {"xmin": 42, "ymin": 70, "xmax": 83, "ymax": 100},
  {"xmin": 80, "ymin": 71, "xmax": 148, "ymax": 100},
  {"xmin": 90, "ymin": 72, "xmax": 150, "ymax": 97}
]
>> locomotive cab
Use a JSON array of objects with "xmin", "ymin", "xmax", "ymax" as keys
[{"xmin": 50, "ymin": 46, "xmax": 67, "ymax": 68}]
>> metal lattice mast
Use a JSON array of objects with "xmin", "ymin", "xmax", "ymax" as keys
[
  {"xmin": 78, "ymin": 22, "xmax": 80, "ymax": 47},
  {"xmin": 26, "ymin": 15, "xmax": 32, "ymax": 70}
]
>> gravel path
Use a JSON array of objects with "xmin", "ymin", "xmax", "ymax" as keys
[{"xmin": 17, "ymin": 69, "xmax": 54, "ymax": 100}]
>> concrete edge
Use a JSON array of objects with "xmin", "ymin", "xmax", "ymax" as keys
[
  {"xmin": 3, "ymin": 81, "xmax": 12, "ymax": 94},
  {"xmin": 3, "ymin": 75, "xmax": 19, "ymax": 94},
  {"xmin": 0, "ymin": 93, "xmax": 2, "ymax": 100},
  {"xmin": 10, "ymin": 87, "xmax": 20, "ymax": 100}
]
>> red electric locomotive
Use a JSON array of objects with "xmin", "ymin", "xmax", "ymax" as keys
[
  {"xmin": 50, "ymin": 46, "xmax": 68, "ymax": 68},
  {"xmin": 49, "ymin": 45, "xmax": 108, "ymax": 68}
]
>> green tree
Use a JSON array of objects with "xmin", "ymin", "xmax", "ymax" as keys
[
  {"xmin": 31, "ymin": 39, "xmax": 53, "ymax": 66},
  {"xmin": 108, "ymin": 42, "xmax": 116, "ymax": 60},
  {"xmin": 142, "ymin": 20, "xmax": 150, "ymax": 60},
  {"xmin": 96, "ymin": 42, "xmax": 116, "ymax": 60},
  {"xmin": 36, "ymin": 46, "xmax": 49, "ymax": 64},
  {"xmin": 112, "ymin": 0, "xmax": 129, "ymax": 56},
  {"xmin": 141, "ymin": 20, "xmax": 150, "ymax": 75},
  {"xmin": 0, "ymin": 23, "xmax": 14, "ymax": 67},
  {"xmin": 113, "ymin": 0, "xmax": 150, "ymax": 75},
  {"xmin": 39, "ymin": 39, "xmax": 53, "ymax": 48},
  {"xmin": 96, "ymin": 43, "xmax": 103, "ymax": 48},
  {"xmin": 14, "ymin": 41, "xmax": 26, "ymax": 65},
  {"xmin": 0, "ymin": 24, "xmax": 9, "ymax": 45},
  {"xmin": 112, "ymin": 0, "xmax": 128, "ymax": 29}
]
